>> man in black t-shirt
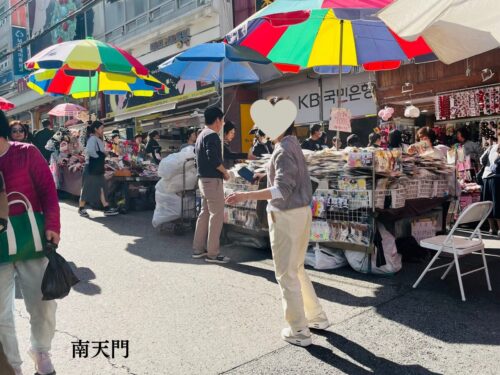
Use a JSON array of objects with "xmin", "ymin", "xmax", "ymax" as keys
[{"xmin": 301, "ymin": 124, "xmax": 324, "ymax": 151}]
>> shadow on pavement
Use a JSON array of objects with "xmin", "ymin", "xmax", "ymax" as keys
[
  {"xmin": 68, "ymin": 262, "xmax": 102, "ymax": 296},
  {"xmin": 86, "ymin": 208, "xmax": 500, "ymax": 345},
  {"xmin": 308, "ymin": 331, "xmax": 441, "ymax": 375}
]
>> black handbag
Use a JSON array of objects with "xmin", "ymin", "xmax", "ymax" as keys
[
  {"xmin": 476, "ymin": 166, "xmax": 485, "ymax": 186},
  {"xmin": 88, "ymin": 150, "xmax": 105, "ymax": 175}
]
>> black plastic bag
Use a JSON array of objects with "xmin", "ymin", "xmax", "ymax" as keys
[{"xmin": 41, "ymin": 244, "xmax": 80, "ymax": 301}]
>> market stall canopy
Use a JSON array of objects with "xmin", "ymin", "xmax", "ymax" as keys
[
  {"xmin": 378, "ymin": 0, "xmax": 500, "ymax": 64},
  {"xmin": 0, "ymin": 97, "xmax": 15, "ymax": 111},
  {"xmin": 158, "ymin": 43, "xmax": 282, "ymax": 84},
  {"xmin": 28, "ymin": 68, "xmax": 166, "ymax": 98},
  {"xmin": 226, "ymin": 0, "xmax": 436, "ymax": 71},
  {"xmin": 48, "ymin": 103, "xmax": 87, "ymax": 117}
]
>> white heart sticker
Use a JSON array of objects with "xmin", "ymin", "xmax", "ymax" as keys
[{"xmin": 250, "ymin": 99, "xmax": 298, "ymax": 141}]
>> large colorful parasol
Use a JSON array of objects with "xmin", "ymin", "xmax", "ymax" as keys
[
  {"xmin": 27, "ymin": 68, "xmax": 166, "ymax": 98},
  {"xmin": 24, "ymin": 39, "xmax": 166, "ymax": 115},
  {"xmin": 226, "ymin": 0, "xmax": 435, "ymax": 71},
  {"xmin": 25, "ymin": 39, "xmax": 149, "ymax": 75}
]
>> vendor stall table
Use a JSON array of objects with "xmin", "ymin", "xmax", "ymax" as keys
[{"xmin": 110, "ymin": 176, "xmax": 159, "ymax": 213}]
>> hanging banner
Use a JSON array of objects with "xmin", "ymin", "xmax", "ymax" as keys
[
  {"xmin": 329, "ymin": 108, "xmax": 352, "ymax": 132},
  {"xmin": 11, "ymin": 27, "xmax": 28, "ymax": 78}
]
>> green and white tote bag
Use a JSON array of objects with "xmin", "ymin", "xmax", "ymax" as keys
[{"xmin": 0, "ymin": 192, "xmax": 45, "ymax": 264}]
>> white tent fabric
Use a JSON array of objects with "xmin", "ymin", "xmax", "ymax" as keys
[{"xmin": 378, "ymin": 0, "xmax": 500, "ymax": 64}]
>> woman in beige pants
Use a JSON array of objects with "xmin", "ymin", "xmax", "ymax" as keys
[{"xmin": 226, "ymin": 99, "xmax": 329, "ymax": 347}]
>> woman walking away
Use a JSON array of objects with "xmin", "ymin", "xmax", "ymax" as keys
[
  {"xmin": 0, "ymin": 110, "xmax": 60, "ymax": 375},
  {"xmin": 79, "ymin": 121, "xmax": 118, "ymax": 218},
  {"xmin": 226, "ymin": 97, "xmax": 329, "ymax": 347}
]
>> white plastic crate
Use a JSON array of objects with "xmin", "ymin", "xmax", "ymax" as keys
[
  {"xmin": 417, "ymin": 180, "xmax": 433, "ymax": 198},
  {"xmin": 375, "ymin": 188, "xmax": 406, "ymax": 209},
  {"xmin": 405, "ymin": 180, "xmax": 419, "ymax": 200}
]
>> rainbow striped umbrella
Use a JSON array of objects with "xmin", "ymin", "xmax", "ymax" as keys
[
  {"xmin": 25, "ymin": 39, "xmax": 149, "ymax": 75},
  {"xmin": 27, "ymin": 68, "xmax": 166, "ymax": 99},
  {"xmin": 226, "ymin": 0, "xmax": 435, "ymax": 72}
]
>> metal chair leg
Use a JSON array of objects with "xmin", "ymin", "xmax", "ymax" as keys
[
  {"xmin": 413, "ymin": 249, "xmax": 442, "ymax": 289},
  {"xmin": 481, "ymin": 247, "xmax": 492, "ymax": 291},
  {"xmin": 441, "ymin": 262, "xmax": 454, "ymax": 280},
  {"xmin": 453, "ymin": 251, "xmax": 466, "ymax": 302}
]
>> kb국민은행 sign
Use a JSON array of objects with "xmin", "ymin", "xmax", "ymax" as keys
[{"xmin": 329, "ymin": 108, "xmax": 352, "ymax": 132}]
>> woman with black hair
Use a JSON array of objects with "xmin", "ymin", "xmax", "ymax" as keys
[
  {"xmin": 0, "ymin": 110, "xmax": 60, "ymax": 375},
  {"xmin": 78, "ymin": 121, "xmax": 118, "ymax": 218},
  {"xmin": 388, "ymin": 129, "xmax": 403, "ymax": 149},
  {"xmin": 223, "ymin": 121, "xmax": 252, "ymax": 168},
  {"xmin": 367, "ymin": 132, "xmax": 382, "ymax": 148},
  {"xmin": 146, "ymin": 130, "xmax": 162, "ymax": 164}
]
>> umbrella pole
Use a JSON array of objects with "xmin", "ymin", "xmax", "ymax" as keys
[
  {"xmin": 220, "ymin": 60, "xmax": 225, "ymax": 157},
  {"xmin": 95, "ymin": 72, "xmax": 99, "ymax": 119},
  {"xmin": 88, "ymin": 70, "xmax": 91, "ymax": 115},
  {"xmin": 336, "ymin": 19, "xmax": 344, "ymax": 140}
]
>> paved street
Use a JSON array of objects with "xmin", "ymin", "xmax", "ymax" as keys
[{"xmin": 13, "ymin": 202, "xmax": 500, "ymax": 375}]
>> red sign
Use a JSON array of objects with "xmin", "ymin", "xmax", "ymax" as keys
[{"xmin": 10, "ymin": 0, "xmax": 27, "ymax": 28}]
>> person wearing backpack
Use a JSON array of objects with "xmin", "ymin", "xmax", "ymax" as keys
[{"xmin": 0, "ymin": 110, "xmax": 60, "ymax": 375}]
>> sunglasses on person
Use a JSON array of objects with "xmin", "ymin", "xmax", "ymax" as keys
[{"xmin": 11, "ymin": 127, "xmax": 25, "ymax": 134}]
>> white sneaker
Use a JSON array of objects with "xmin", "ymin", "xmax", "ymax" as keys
[
  {"xmin": 28, "ymin": 349, "xmax": 55, "ymax": 375},
  {"xmin": 308, "ymin": 314, "xmax": 330, "ymax": 330},
  {"xmin": 281, "ymin": 327, "xmax": 312, "ymax": 347}
]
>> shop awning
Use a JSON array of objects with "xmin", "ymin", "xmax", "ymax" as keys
[
  {"xmin": 7, "ymin": 91, "xmax": 58, "ymax": 116},
  {"xmin": 114, "ymin": 102, "xmax": 177, "ymax": 122}
]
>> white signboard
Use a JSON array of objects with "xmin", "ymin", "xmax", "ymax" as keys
[
  {"xmin": 262, "ymin": 72, "xmax": 376, "ymax": 125},
  {"xmin": 329, "ymin": 108, "xmax": 352, "ymax": 132}
]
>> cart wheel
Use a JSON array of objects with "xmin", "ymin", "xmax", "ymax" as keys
[{"xmin": 174, "ymin": 223, "xmax": 184, "ymax": 236}]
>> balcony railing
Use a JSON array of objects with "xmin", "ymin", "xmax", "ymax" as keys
[{"xmin": 105, "ymin": 0, "xmax": 212, "ymax": 44}]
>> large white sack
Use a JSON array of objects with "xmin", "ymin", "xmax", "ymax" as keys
[
  {"xmin": 306, "ymin": 245, "xmax": 348, "ymax": 270},
  {"xmin": 164, "ymin": 167, "xmax": 197, "ymax": 193},
  {"xmin": 152, "ymin": 191, "xmax": 182, "ymax": 227},
  {"xmin": 344, "ymin": 223, "xmax": 402, "ymax": 275},
  {"xmin": 157, "ymin": 147, "xmax": 195, "ymax": 179}
]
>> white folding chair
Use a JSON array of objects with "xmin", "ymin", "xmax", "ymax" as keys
[{"xmin": 413, "ymin": 201, "xmax": 493, "ymax": 302}]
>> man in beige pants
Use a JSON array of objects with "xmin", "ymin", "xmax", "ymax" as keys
[
  {"xmin": 193, "ymin": 107, "xmax": 231, "ymax": 264},
  {"xmin": 226, "ymin": 98, "xmax": 329, "ymax": 346}
]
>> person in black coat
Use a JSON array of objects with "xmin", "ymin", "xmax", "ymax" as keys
[
  {"xmin": 33, "ymin": 119, "xmax": 54, "ymax": 162},
  {"xmin": 146, "ymin": 130, "xmax": 162, "ymax": 164},
  {"xmin": 250, "ymin": 128, "xmax": 274, "ymax": 157},
  {"xmin": 223, "ymin": 121, "xmax": 250, "ymax": 168}
]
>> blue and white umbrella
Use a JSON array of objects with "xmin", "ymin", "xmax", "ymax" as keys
[{"xmin": 159, "ymin": 43, "xmax": 282, "ymax": 111}]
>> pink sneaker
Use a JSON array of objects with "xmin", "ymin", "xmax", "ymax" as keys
[{"xmin": 28, "ymin": 349, "xmax": 55, "ymax": 375}]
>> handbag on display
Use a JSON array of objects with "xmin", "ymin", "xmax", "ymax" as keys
[{"xmin": 0, "ymin": 192, "xmax": 45, "ymax": 264}]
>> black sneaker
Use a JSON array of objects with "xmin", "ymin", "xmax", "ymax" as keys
[
  {"xmin": 103, "ymin": 207, "xmax": 119, "ymax": 216},
  {"xmin": 205, "ymin": 255, "xmax": 230, "ymax": 264},
  {"xmin": 78, "ymin": 208, "xmax": 89, "ymax": 218}
]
